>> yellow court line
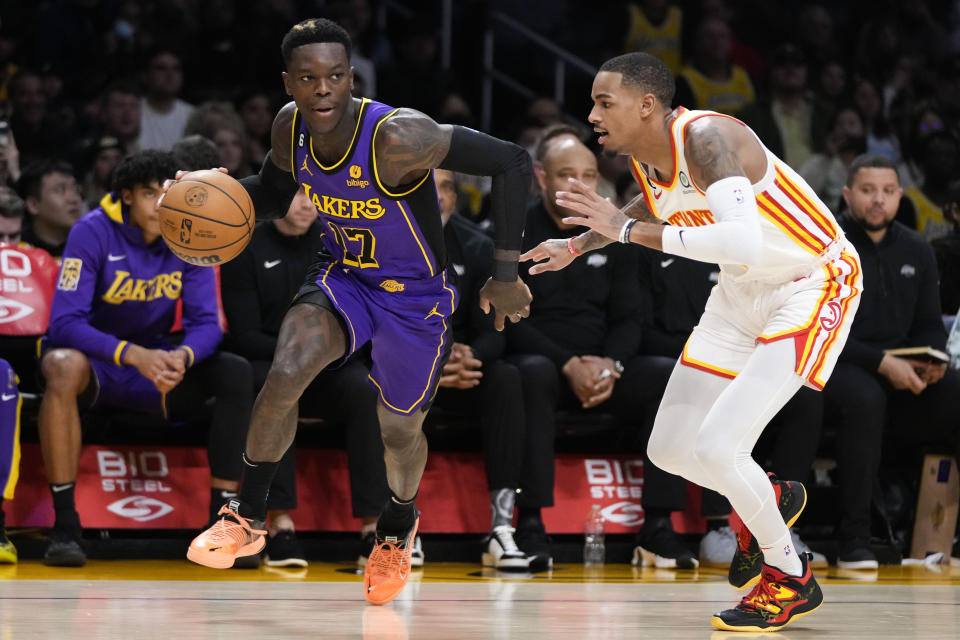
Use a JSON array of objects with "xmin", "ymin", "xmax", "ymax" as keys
[{"xmin": 5, "ymin": 560, "xmax": 956, "ymax": 586}]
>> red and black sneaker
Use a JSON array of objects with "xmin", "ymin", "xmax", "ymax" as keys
[
  {"xmin": 712, "ymin": 552, "xmax": 823, "ymax": 632},
  {"xmin": 728, "ymin": 474, "xmax": 807, "ymax": 589}
]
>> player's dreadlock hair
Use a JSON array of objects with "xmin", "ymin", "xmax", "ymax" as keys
[
  {"xmin": 111, "ymin": 150, "xmax": 178, "ymax": 193},
  {"xmin": 599, "ymin": 52, "xmax": 675, "ymax": 107},
  {"xmin": 281, "ymin": 18, "xmax": 352, "ymax": 66}
]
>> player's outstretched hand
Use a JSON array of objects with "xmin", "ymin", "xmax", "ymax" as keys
[
  {"xmin": 160, "ymin": 167, "xmax": 230, "ymax": 196},
  {"xmin": 521, "ymin": 238, "xmax": 576, "ymax": 275},
  {"xmin": 556, "ymin": 177, "xmax": 628, "ymax": 241},
  {"xmin": 478, "ymin": 277, "xmax": 532, "ymax": 331}
]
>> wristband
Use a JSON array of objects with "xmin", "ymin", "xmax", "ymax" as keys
[
  {"xmin": 619, "ymin": 218, "xmax": 638, "ymax": 244},
  {"xmin": 492, "ymin": 258, "xmax": 519, "ymax": 282},
  {"xmin": 567, "ymin": 235, "xmax": 582, "ymax": 257}
]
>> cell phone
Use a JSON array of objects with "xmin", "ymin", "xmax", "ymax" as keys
[{"xmin": 0, "ymin": 121, "xmax": 8, "ymax": 147}]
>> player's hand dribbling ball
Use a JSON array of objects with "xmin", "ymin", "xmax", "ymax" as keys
[{"xmin": 158, "ymin": 169, "xmax": 255, "ymax": 266}]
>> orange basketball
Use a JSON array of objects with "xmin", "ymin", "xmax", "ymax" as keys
[{"xmin": 158, "ymin": 170, "xmax": 255, "ymax": 266}]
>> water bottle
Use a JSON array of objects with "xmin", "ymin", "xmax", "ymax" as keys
[
  {"xmin": 583, "ymin": 504, "xmax": 606, "ymax": 565},
  {"xmin": 947, "ymin": 309, "xmax": 960, "ymax": 370}
]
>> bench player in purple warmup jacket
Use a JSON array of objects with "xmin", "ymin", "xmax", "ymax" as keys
[{"xmin": 39, "ymin": 151, "xmax": 251, "ymax": 567}]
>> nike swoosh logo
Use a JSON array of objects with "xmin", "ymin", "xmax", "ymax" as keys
[
  {"xmin": 108, "ymin": 254, "xmax": 126, "ymax": 261},
  {"xmin": 653, "ymin": 190, "xmax": 662, "ymax": 200},
  {"xmin": 0, "ymin": 393, "xmax": 15, "ymax": 401},
  {"xmin": 678, "ymin": 230, "xmax": 686, "ymax": 248},
  {"xmin": 660, "ymin": 258, "xmax": 675, "ymax": 268},
  {"xmin": 264, "ymin": 260, "xmax": 281, "ymax": 269},
  {"xmin": 51, "ymin": 484, "xmax": 73, "ymax": 492}
]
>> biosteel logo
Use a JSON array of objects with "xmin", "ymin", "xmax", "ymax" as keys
[{"xmin": 106, "ymin": 496, "xmax": 174, "ymax": 522}]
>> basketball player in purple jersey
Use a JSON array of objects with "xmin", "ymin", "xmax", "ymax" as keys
[{"xmin": 188, "ymin": 19, "xmax": 533, "ymax": 604}]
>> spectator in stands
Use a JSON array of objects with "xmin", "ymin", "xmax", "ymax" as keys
[
  {"xmin": 510, "ymin": 125, "xmax": 696, "ymax": 569},
  {"xmin": 932, "ymin": 181, "xmax": 960, "ymax": 316},
  {"xmin": 903, "ymin": 131, "xmax": 959, "ymax": 241},
  {"xmin": 797, "ymin": 5, "xmax": 839, "ymax": 70},
  {"xmin": 430, "ymin": 169, "xmax": 532, "ymax": 570},
  {"xmin": 184, "ymin": 102, "xmax": 255, "ymax": 178},
  {"xmin": 98, "ymin": 81, "xmax": 142, "ymax": 154},
  {"xmin": 0, "ymin": 123, "xmax": 21, "ymax": 189},
  {"xmin": 171, "ymin": 135, "xmax": 219, "ymax": 173},
  {"xmin": 800, "ymin": 106, "xmax": 867, "ymax": 212},
  {"xmin": 0, "ymin": 187, "xmax": 59, "ymax": 394},
  {"xmin": 815, "ymin": 60, "xmax": 849, "ymax": 115},
  {"xmin": 0, "ymin": 186, "xmax": 23, "ymax": 246},
  {"xmin": 826, "ymin": 154, "xmax": 960, "ymax": 570},
  {"xmin": 234, "ymin": 89, "xmax": 273, "ymax": 171},
  {"xmin": 81, "ymin": 136, "xmax": 125, "ymax": 210},
  {"xmin": 0, "ymin": 359, "xmax": 19, "ymax": 564},
  {"xmin": 220, "ymin": 190, "xmax": 390, "ymax": 569},
  {"xmin": 675, "ymin": 18, "xmax": 755, "ymax": 115},
  {"xmin": 137, "ymin": 48, "xmax": 194, "ymax": 152},
  {"xmin": 38, "ymin": 150, "xmax": 250, "ymax": 567},
  {"xmin": 853, "ymin": 78, "xmax": 901, "ymax": 162},
  {"xmin": 18, "ymin": 159, "xmax": 85, "ymax": 257},
  {"xmin": 621, "ymin": 1, "xmax": 683, "ymax": 73},
  {"xmin": 7, "ymin": 69, "xmax": 64, "ymax": 166},
  {"xmin": 633, "ymin": 245, "xmax": 827, "ymax": 568},
  {"xmin": 737, "ymin": 44, "xmax": 831, "ymax": 169}
]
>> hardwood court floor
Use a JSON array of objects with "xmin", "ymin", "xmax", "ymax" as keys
[{"xmin": 2, "ymin": 561, "xmax": 959, "ymax": 639}]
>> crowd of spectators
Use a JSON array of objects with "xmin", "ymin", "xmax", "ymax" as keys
[{"xmin": 0, "ymin": 0, "xmax": 959, "ymax": 571}]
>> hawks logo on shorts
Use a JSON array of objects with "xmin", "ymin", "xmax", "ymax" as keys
[
  {"xmin": 57, "ymin": 258, "xmax": 83, "ymax": 291},
  {"xmin": 819, "ymin": 301, "xmax": 843, "ymax": 331}
]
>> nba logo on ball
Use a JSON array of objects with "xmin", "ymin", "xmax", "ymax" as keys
[{"xmin": 179, "ymin": 219, "xmax": 193, "ymax": 244}]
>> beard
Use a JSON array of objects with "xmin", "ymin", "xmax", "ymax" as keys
[{"xmin": 855, "ymin": 210, "xmax": 894, "ymax": 232}]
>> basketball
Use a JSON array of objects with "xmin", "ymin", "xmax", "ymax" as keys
[{"xmin": 158, "ymin": 170, "xmax": 255, "ymax": 266}]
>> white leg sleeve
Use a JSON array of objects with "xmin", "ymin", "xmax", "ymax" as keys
[
  {"xmin": 646, "ymin": 358, "xmax": 731, "ymax": 493},
  {"xmin": 692, "ymin": 339, "xmax": 803, "ymax": 547},
  {"xmin": 647, "ymin": 339, "xmax": 804, "ymax": 552}
]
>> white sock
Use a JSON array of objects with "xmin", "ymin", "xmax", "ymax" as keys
[{"xmin": 759, "ymin": 530, "xmax": 803, "ymax": 576}]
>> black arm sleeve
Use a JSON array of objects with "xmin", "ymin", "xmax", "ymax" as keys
[
  {"xmin": 238, "ymin": 152, "xmax": 299, "ymax": 221},
  {"xmin": 439, "ymin": 126, "xmax": 532, "ymax": 280}
]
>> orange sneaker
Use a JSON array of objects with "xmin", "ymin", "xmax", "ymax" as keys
[
  {"xmin": 187, "ymin": 502, "xmax": 267, "ymax": 569},
  {"xmin": 363, "ymin": 517, "xmax": 419, "ymax": 605}
]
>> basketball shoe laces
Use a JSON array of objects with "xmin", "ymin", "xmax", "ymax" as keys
[
  {"xmin": 739, "ymin": 572, "xmax": 785, "ymax": 616},
  {"xmin": 369, "ymin": 537, "xmax": 410, "ymax": 582},
  {"xmin": 207, "ymin": 505, "xmax": 266, "ymax": 548},
  {"xmin": 493, "ymin": 526, "xmax": 522, "ymax": 556}
]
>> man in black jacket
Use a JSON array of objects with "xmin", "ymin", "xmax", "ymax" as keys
[
  {"xmin": 509, "ymin": 125, "xmax": 696, "ymax": 568},
  {"xmin": 431, "ymin": 169, "xmax": 532, "ymax": 570},
  {"xmin": 826, "ymin": 154, "xmax": 960, "ymax": 569},
  {"xmin": 220, "ymin": 190, "xmax": 388, "ymax": 568}
]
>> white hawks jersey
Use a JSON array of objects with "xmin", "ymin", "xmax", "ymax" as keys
[{"xmin": 631, "ymin": 107, "xmax": 843, "ymax": 283}]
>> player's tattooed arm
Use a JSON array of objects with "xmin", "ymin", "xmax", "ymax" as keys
[
  {"xmin": 373, "ymin": 109, "xmax": 452, "ymax": 187},
  {"xmin": 684, "ymin": 116, "xmax": 765, "ymax": 189}
]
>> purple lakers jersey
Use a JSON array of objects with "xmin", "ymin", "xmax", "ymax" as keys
[{"xmin": 291, "ymin": 98, "xmax": 445, "ymax": 287}]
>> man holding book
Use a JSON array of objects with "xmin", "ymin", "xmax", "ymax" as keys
[{"xmin": 825, "ymin": 154, "xmax": 960, "ymax": 569}]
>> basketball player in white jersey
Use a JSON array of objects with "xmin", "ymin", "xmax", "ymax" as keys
[{"xmin": 522, "ymin": 53, "xmax": 861, "ymax": 632}]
